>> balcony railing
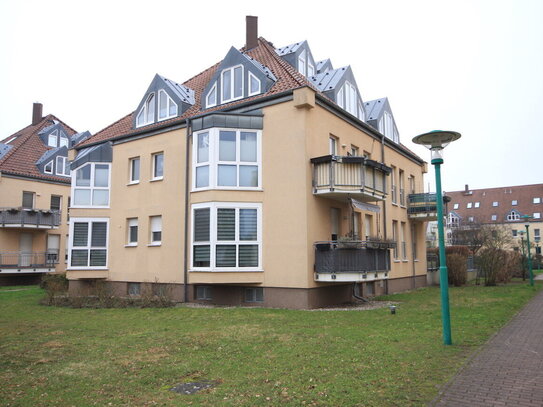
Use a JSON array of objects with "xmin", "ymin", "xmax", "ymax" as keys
[
  {"xmin": 0, "ymin": 208, "xmax": 61, "ymax": 228},
  {"xmin": 0, "ymin": 251, "xmax": 59, "ymax": 269},
  {"xmin": 407, "ymin": 193, "xmax": 437, "ymax": 221},
  {"xmin": 311, "ymin": 155, "xmax": 391, "ymax": 202},
  {"xmin": 314, "ymin": 240, "xmax": 395, "ymax": 282}
]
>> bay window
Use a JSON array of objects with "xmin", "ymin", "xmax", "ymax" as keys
[
  {"xmin": 192, "ymin": 202, "xmax": 262, "ymax": 271},
  {"xmin": 72, "ymin": 163, "xmax": 110, "ymax": 207},
  {"xmin": 69, "ymin": 218, "xmax": 109, "ymax": 269},
  {"xmin": 193, "ymin": 128, "xmax": 261, "ymax": 190}
]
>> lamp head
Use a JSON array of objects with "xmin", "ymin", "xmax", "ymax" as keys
[{"xmin": 412, "ymin": 130, "xmax": 461, "ymax": 161}]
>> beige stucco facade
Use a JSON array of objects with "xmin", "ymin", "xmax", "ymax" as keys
[{"xmin": 66, "ymin": 87, "xmax": 429, "ymax": 307}]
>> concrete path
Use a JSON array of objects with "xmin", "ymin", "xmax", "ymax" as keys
[{"xmin": 431, "ymin": 286, "xmax": 543, "ymax": 406}]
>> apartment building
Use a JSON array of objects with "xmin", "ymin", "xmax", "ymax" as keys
[
  {"xmin": 0, "ymin": 103, "xmax": 85, "ymax": 284},
  {"xmin": 66, "ymin": 17, "xmax": 432, "ymax": 308},
  {"xmin": 445, "ymin": 184, "xmax": 543, "ymax": 255}
]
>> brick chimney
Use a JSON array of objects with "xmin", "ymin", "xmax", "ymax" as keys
[
  {"xmin": 246, "ymin": 16, "xmax": 258, "ymax": 50},
  {"xmin": 32, "ymin": 103, "xmax": 43, "ymax": 125}
]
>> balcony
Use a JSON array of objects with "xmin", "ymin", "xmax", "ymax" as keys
[
  {"xmin": 0, "ymin": 208, "xmax": 61, "ymax": 229},
  {"xmin": 314, "ymin": 240, "xmax": 394, "ymax": 282},
  {"xmin": 311, "ymin": 155, "xmax": 391, "ymax": 202},
  {"xmin": 0, "ymin": 251, "xmax": 59, "ymax": 273},
  {"xmin": 407, "ymin": 193, "xmax": 437, "ymax": 221}
]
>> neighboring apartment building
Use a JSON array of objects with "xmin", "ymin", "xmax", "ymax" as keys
[
  {"xmin": 0, "ymin": 103, "xmax": 86, "ymax": 284},
  {"xmin": 445, "ymin": 184, "xmax": 543, "ymax": 255},
  {"xmin": 66, "ymin": 17, "xmax": 432, "ymax": 308}
]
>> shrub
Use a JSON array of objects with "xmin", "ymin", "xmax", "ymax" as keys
[
  {"xmin": 41, "ymin": 274, "xmax": 68, "ymax": 305},
  {"xmin": 447, "ymin": 253, "xmax": 467, "ymax": 286}
]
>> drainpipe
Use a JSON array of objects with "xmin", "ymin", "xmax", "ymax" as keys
[
  {"xmin": 380, "ymin": 133, "xmax": 389, "ymax": 295},
  {"xmin": 183, "ymin": 118, "xmax": 192, "ymax": 303}
]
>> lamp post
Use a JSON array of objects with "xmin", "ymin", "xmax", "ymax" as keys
[
  {"xmin": 519, "ymin": 231, "xmax": 526, "ymax": 281},
  {"xmin": 412, "ymin": 130, "xmax": 461, "ymax": 346},
  {"xmin": 521, "ymin": 215, "xmax": 534, "ymax": 286}
]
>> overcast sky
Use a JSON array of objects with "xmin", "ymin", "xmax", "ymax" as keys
[{"xmin": 1, "ymin": 0, "xmax": 541, "ymax": 193}]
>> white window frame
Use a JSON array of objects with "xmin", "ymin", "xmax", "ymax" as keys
[
  {"xmin": 329, "ymin": 136, "xmax": 337, "ymax": 156},
  {"xmin": 298, "ymin": 50, "xmax": 306, "ymax": 75},
  {"xmin": 491, "ymin": 214, "xmax": 497, "ymax": 221},
  {"xmin": 474, "ymin": 202, "xmax": 480, "ymax": 208},
  {"xmin": 127, "ymin": 218, "xmax": 138, "ymax": 246},
  {"xmin": 59, "ymin": 136, "xmax": 69, "ymax": 148},
  {"xmin": 453, "ymin": 203, "xmax": 459, "ymax": 209},
  {"xmin": 136, "ymin": 93, "xmax": 155, "ymax": 128},
  {"xmin": 512, "ymin": 200, "xmax": 518, "ymax": 206},
  {"xmin": 56, "ymin": 156, "xmax": 70, "ymax": 177},
  {"xmin": 534, "ymin": 197, "xmax": 541, "ymax": 204},
  {"xmin": 206, "ymin": 82, "xmax": 217, "ymax": 108},
  {"xmin": 71, "ymin": 163, "xmax": 111, "ymax": 208},
  {"xmin": 534, "ymin": 212, "xmax": 541, "ymax": 219},
  {"xmin": 157, "ymin": 89, "xmax": 178, "ymax": 121},
  {"xmin": 507, "ymin": 211, "xmax": 520, "ymax": 221},
  {"xmin": 129, "ymin": 157, "xmax": 140, "ymax": 184},
  {"xmin": 67, "ymin": 217, "xmax": 109, "ymax": 270},
  {"xmin": 492, "ymin": 201, "xmax": 499, "ymax": 207},
  {"xmin": 467, "ymin": 202, "xmax": 472, "ymax": 209},
  {"xmin": 191, "ymin": 128, "xmax": 262, "ymax": 192},
  {"xmin": 152, "ymin": 152, "xmax": 164, "ymax": 181},
  {"xmin": 149, "ymin": 216, "xmax": 162, "ymax": 246},
  {"xmin": 191, "ymin": 202, "xmax": 262, "ymax": 272},
  {"xmin": 221, "ymin": 64, "xmax": 244, "ymax": 103},
  {"xmin": 248, "ymin": 71, "xmax": 261, "ymax": 96},
  {"xmin": 47, "ymin": 130, "xmax": 58, "ymax": 147},
  {"xmin": 308, "ymin": 62, "xmax": 315, "ymax": 77},
  {"xmin": 44, "ymin": 160, "xmax": 53, "ymax": 174}
]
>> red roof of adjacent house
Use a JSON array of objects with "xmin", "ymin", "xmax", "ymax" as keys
[
  {"xmin": 77, "ymin": 37, "xmax": 317, "ymax": 148},
  {"xmin": 0, "ymin": 114, "xmax": 77, "ymax": 183},
  {"xmin": 446, "ymin": 184, "xmax": 543, "ymax": 225}
]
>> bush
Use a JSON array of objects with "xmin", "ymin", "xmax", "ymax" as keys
[
  {"xmin": 447, "ymin": 253, "xmax": 467, "ymax": 286},
  {"xmin": 41, "ymin": 274, "xmax": 68, "ymax": 305},
  {"xmin": 502, "ymin": 251, "xmax": 523, "ymax": 281}
]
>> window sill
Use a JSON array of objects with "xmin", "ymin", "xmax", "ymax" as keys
[
  {"xmin": 393, "ymin": 259, "xmax": 401, "ymax": 263},
  {"xmin": 127, "ymin": 181, "xmax": 139, "ymax": 186},
  {"xmin": 147, "ymin": 243, "xmax": 162, "ymax": 247},
  {"xmin": 67, "ymin": 267, "xmax": 109, "ymax": 271},
  {"xmin": 391, "ymin": 202, "xmax": 398, "ymax": 207},
  {"xmin": 402, "ymin": 259, "xmax": 409, "ymax": 263},
  {"xmin": 190, "ymin": 269, "xmax": 264, "ymax": 273},
  {"xmin": 150, "ymin": 178, "xmax": 163, "ymax": 183},
  {"xmin": 191, "ymin": 187, "xmax": 263, "ymax": 193},
  {"xmin": 124, "ymin": 244, "xmax": 138, "ymax": 248}
]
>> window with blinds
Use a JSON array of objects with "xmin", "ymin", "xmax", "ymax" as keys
[
  {"xmin": 22, "ymin": 191, "xmax": 34, "ymax": 209},
  {"xmin": 150, "ymin": 216, "xmax": 162, "ymax": 244},
  {"xmin": 127, "ymin": 218, "xmax": 138, "ymax": 245},
  {"xmin": 69, "ymin": 218, "xmax": 108, "ymax": 268},
  {"xmin": 191, "ymin": 203, "xmax": 261, "ymax": 271}
]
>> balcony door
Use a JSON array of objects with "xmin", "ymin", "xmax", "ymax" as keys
[
  {"xmin": 19, "ymin": 233, "xmax": 32, "ymax": 267},
  {"xmin": 331, "ymin": 208, "xmax": 340, "ymax": 241}
]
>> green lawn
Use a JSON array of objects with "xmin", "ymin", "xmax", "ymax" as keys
[{"xmin": 1, "ymin": 283, "xmax": 540, "ymax": 407}]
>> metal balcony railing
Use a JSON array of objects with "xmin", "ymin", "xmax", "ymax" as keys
[
  {"xmin": 0, "ymin": 251, "xmax": 59, "ymax": 268},
  {"xmin": 407, "ymin": 193, "xmax": 438, "ymax": 221},
  {"xmin": 311, "ymin": 155, "xmax": 391, "ymax": 202},
  {"xmin": 0, "ymin": 208, "xmax": 61, "ymax": 228}
]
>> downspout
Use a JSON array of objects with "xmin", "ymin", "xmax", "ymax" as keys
[
  {"xmin": 381, "ymin": 133, "xmax": 389, "ymax": 295},
  {"xmin": 183, "ymin": 118, "xmax": 192, "ymax": 303}
]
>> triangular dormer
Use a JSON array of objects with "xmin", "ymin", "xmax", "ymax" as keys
[
  {"xmin": 275, "ymin": 40, "xmax": 317, "ymax": 78},
  {"xmin": 133, "ymin": 74, "xmax": 195, "ymax": 129},
  {"xmin": 38, "ymin": 121, "xmax": 70, "ymax": 149},
  {"xmin": 309, "ymin": 66, "xmax": 366, "ymax": 122},
  {"xmin": 365, "ymin": 98, "xmax": 400, "ymax": 143},
  {"xmin": 36, "ymin": 146, "xmax": 70, "ymax": 177},
  {"xmin": 316, "ymin": 59, "xmax": 333, "ymax": 74},
  {"xmin": 201, "ymin": 47, "xmax": 276, "ymax": 109}
]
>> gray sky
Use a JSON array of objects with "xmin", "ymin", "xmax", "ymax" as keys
[{"xmin": 1, "ymin": 0, "xmax": 541, "ymax": 193}]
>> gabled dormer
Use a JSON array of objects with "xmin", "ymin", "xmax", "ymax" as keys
[
  {"xmin": 316, "ymin": 59, "xmax": 333, "ymax": 74},
  {"xmin": 309, "ymin": 66, "xmax": 366, "ymax": 121},
  {"xmin": 365, "ymin": 98, "xmax": 400, "ymax": 143},
  {"xmin": 36, "ymin": 146, "xmax": 70, "ymax": 177},
  {"xmin": 275, "ymin": 40, "xmax": 317, "ymax": 78},
  {"xmin": 202, "ymin": 47, "xmax": 276, "ymax": 109},
  {"xmin": 38, "ymin": 121, "xmax": 70, "ymax": 148},
  {"xmin": 133, "ymin": 74, "xmax": 195, "ymax": 129}
]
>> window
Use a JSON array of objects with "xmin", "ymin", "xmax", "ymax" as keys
[
  {"xmin": 69, "ymin": 218, "xmax": 108, "ymax": 269},
  {"xmin": 150, "ymin": 216, "xmax": 162, "ymax": 245},
  {"xmin": 491, "ymin": 214, "xmax": 497, "ymax": 221},
  {"xmin": 72, "ymin": 163, "xmax": 110, "ymax": 207},
  {"xmin": 127, "ymin": 218, "xmax": 138, "ymax": 246},
  {"xmin": 468, "ymin": 216, "xmax": 474, "ymax": 222},
  {"xmin": 44, "ymin": 161, "xmax": 53, "ymax": 174},
  {"xmin": 467, "ymin": 203, "xmax": 472, "ymax": 209},
  {"xmin": 245, "ymin": 287, "xmax": 263, "ymax": 303},
  {"xmin": 248, "ymin": 72, "xmax": 261, "ymax": 96},
  {"xmin": 22, "ymin": 191, "xmax": 34, "ymax": 209},
  {"xmin": 56, "ymin": 156, "xmax": 70, "ymax": 177},
  {"xmin": 408, "ymin": 176, "xmax": 415, "ymax": 194},
  {"xmin": 512, "ymin": 230, "xmax": 518, "ymax": 237},
  {"xmin": 350, "ymin": 145, "xmax": 359, "ymax": 156},
  {"xmin": 308, "ymin": 62, "xmax": 315, "ymax": 77},
  {"xmin": 453, "ymin": 203, "xmax": 459, "ymax": 209},
  {"xmin": 136, "ymin": 93, "xmax": 155, "ymax": 127},
  {"xmin": 193, "ymin": 129, "xmax": 261, "ymax": 190},
  {"xmin": 512, "ymin": 200, "xmax": 518, "ymax": 206},
  {"xmin": 128, "ymin": 283, "xmax": 140, "ymax": 296},
  {"xmin": 534, "ymin": 212, "xmax": 541, "ymax": 219},
  {"xmin": 206, "ymin": 83, "xmax": 217, "ymax": 107},
  {"xmin": 47, "ymin": 130, "xmax": 58, "ymax": 147},
  {"xmin": 129, "ymin": 157, "xmax": 140, "ymax": 183},
  {"xmin": 196, "ymin": 286, "xmax": 212, "ymax": 300},
  {"xmin": 152, "ymin": 152, "xmax": 164, "ymax": 180},
  {"xmin": 158, "ymin": 89, "xmax": 178, "ymax": 121},
  {"xmin": 475, "ymin": 202, "xmax": 480, "ymax": 208},
  {"xmin": 221, "ymin": 65, "xmax": 243, "ymax": 103},
  {"xmin": 447, "ymin": 213, "xmax": 460, "ymax": 228},
  {"xmin": 192, "ymin": 202, "xmax": 262, "ymax": 271},
  {"xmin": 329, "ymin": 136, "xmax": 337, "ymax": 155},
  {"xmin": 391, "ymin": 166, "xmax": 397, "ymax": 204},
  {"xmin": 535, "ymin": 229, "xmax": 540, "ymax": 242},
  {"xmin": 50, "ymin": 195, "xmax": 61, "ymax": 212},
  {"xmin": 380, "ymin": 111, "xmax": 397, "ymax": 142},
  {"xmin": 298, "ymin": 50, "xmax": 306, "ymax": 75},
  {"xmin": 399, "ymin": 170, "xmax": 405, "ymax": 206},
  {"xmin": 534, "ymin": 197, "xmax": 541, "ymax": 204},
  {"xmin": 400, "ymin": 222, "xmax": 407, "ymax": 260},
  {"xmin": 492, "ymin": 201, "xmax": 499, "ymax": 207},
  {"xmin": 392, "ymin": 220, "xmax": 399, "ymax": 259},
  {"xmin": 59, "ymin": 135, "xmax": 69, "ymax": 148},
  {"xmin": 507, "ymin": 211, "xmax": 520, "ymax": 221}
]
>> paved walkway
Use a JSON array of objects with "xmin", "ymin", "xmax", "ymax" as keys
[{"xmin": 432, "ymin": 283, "xmax": 543, "ymax": 406}]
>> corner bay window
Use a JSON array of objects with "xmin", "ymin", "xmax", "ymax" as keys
[
  {"xmin": 72, "ymin": 163, "xmax": 110, "ymax": 207},
  {"xmin": 69, "ymin": 219, "xmax": 108, "ymax": 268},
  {"xmin": 194, "ymin": 129, "xmax": 261, "ymax": 190},
  {"xmin": 192, "ymin": 203, "xmax": 262, "ymax": 271}
]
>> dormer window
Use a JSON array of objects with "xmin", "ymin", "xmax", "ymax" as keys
[
  {"xmin": 308, "ymin": 62, "xmax": 315, "ymax": 77},
  {"xmin": 206, "ymin": 83, "xmax": 217, "ymax": 107},
  {"xmin": 357, "ymin": 102, "xmax": 365, "ymax": 121},
  {"xmin": 59, "ymin": 135, "xmax": 69, "ymax": 148},
  {"xmin": 44, "ymin": 161, "xmax": 53, "ymax": 174},
  {"xmin": 221, "ymin": 65, "xmax": 243, "ymax": 103},
  {"xmin": 380, "ymin": 111, "xmax": 398, "ymax": 142},
  {"xmin": 56, "ymin": 156, "xmax": 70, "ymax": 177},
  {"xmin": 158, "ymin": 89, "xmax": 178, "ymax": 121},
  {"xmin": 248, "ymin": 72, "xmax": 261, "ymax": 96},
  {"xmin": 48, "ymin": 130, "xmax": 58, "ymax": 147},
  {"xmin": 298, "ymin": 50, "xmax": 306, "ymax": 75},
  {"xmin": 507, "ymin": 211, "xmax": 520, "ymax": 221},
  {"xmin": 336, "ymin": 81, "xmax": 364, "ymax": 121},
  {"xmin": 136, "ymin": 93, "xmax": 155, "ymax": 127}
]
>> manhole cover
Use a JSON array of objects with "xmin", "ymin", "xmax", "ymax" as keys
[{"xmin": 170, "ymin": 381, "xmax": 217, "ymax": 395}]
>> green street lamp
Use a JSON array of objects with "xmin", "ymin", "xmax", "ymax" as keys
[
  {"xmin": 413, "ymin": 130, "xmax": 461, "ymax": 346},
  {"xmin": 521, "ymin": 215, "xmax": 534, "ymax": 286},
  {"xmin": 519, "ymin": 231, "xmax": 526, "ymax": 281}
]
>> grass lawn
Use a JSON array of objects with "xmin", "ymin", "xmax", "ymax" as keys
[{"xmin": 1, "ymin": 283, "xmax": 540, "ymax": 407}]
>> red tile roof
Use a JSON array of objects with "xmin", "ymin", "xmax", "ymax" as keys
[
  {"xmin": 78, "ymin": 37, "xmax": 317, "ymax": 147},
  {"xmin": 0, "ymin": 114, "xmax": 77, "ymax": 183}
]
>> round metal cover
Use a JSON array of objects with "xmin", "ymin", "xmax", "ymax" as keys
[{"xmin": 412, "ymin": 130, "xmax": 461, "ymax": 148}]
